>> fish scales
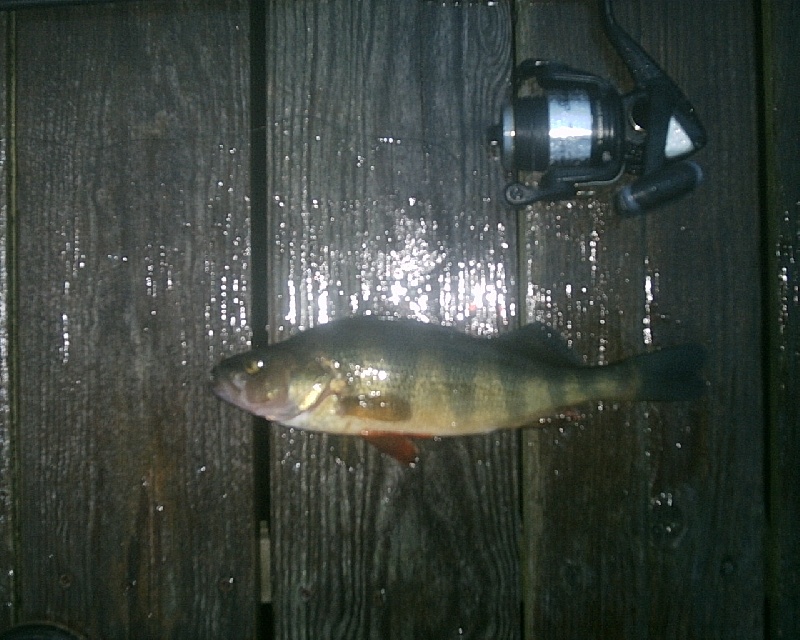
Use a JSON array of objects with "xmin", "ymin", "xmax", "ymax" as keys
[
  {"xmin": 408, "ymin": 351, "xmax": 516, "ymax": 433},
  {"xmin": 211, "ymin": 316, "xmax": 707, "ymax": 446},
  {"xmin": 348, "ymin": 327, "xmax": 544, "ymax": 433},
  {"xmin": 322, "ymin": 338, "xmax": 526, "ymax": 434}
]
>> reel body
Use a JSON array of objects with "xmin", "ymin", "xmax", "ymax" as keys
[{"xmin": 493, "ymin": 0, "xmax": 707, "ymax": 214}]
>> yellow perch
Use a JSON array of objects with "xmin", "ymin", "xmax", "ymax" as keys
[{"xmin": 211, "ymin": 316, "xmax": 706, "ymax": 462}]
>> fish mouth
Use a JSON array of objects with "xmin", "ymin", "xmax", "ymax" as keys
[
  {"xmin": 210, "ymin": 365, "xmax": 247, "ymax": 405},
  {"xmin": 210, "ymin": 376, "xmax": 267, "ymax": 418},
  {"xmin": 210, "ymin": 376, "xmax": 240, "ymax": 409},
  {"xmin": 209, "ymin": 369, "xmax": 290, "ymax": 422}
]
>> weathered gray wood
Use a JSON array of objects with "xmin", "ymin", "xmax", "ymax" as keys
[
  {"xmin": 0, "ymin": 11, "xmax": 16, "ymax": 632},
  {"xmin": 763, "ymin": 1, "xmax": 800, "ymax": 637},
  {"xmin": 517, "ymin": 7, "xmax": 651, "ymax": 638},
  {"xmin": 11, "ymin": 1, "xmax": 254, "ymax": 636},
  {"xmin": 0, "ymin": 1, "xmax": 777, "ymax": 637},
  {"xmin": 264, "ymin": 1, "xmax": 519, "ymax": 637},
  {"xmin": 517, "ymin": 1, "xmax": 764, "ymax": 638}
]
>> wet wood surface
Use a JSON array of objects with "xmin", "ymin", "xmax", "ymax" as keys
[
  {"xmin": 0, "ymin": 11, "xmax": 14, "ymax": 633},
  {"xmin": 0, "ymin": 0, "xmax": 788, "ymax": 638},
  {"xmin": 763, "ymin": 1, "xmax": 800, "ymax": 637},
  {"xmin": 5, "ymin": 1, "xmax": 255, "ymax": 637},
  {"xmin": 262, "ymin": 1, "xmax": 521, "ymax": 638},
  {"xmin": 517, "ymin": 1, "xmax": 764, "ymax": 638}
]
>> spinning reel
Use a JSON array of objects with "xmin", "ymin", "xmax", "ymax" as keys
[{"xmin": 491, "ymin": 0, "xmax": 707, "ymax": 214}]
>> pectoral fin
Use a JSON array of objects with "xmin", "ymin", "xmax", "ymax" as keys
[
  {"xmin": 339, "ymin": 394, "xmax": 412, "ymax": 422},
  {"xmin": 362, "ymin": 433, "xmax": 421, "ymax": 465}
]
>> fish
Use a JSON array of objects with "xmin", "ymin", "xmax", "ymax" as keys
[{"xmin": 211, "ymin": 315, "xmax": 706, "ymax": 464}]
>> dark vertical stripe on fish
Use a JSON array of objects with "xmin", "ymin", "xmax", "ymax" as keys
[{"xmin": 451, "ymin": 357, "xmax": 480, "ymax": 429}]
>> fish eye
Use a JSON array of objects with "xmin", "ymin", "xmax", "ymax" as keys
[{"xmin": 244, "ymin": 359, "xmax": 264, "ymax": 375}]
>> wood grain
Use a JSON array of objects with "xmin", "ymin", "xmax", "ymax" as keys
[
  {"xmin": 516, "ymin": 1, "xmax": 764, "ymax": 638},
  {"xmin": 263, "ymin": 1, "xmax": 520, "ymax": 637},
  {"xmin": 0, "ymin": 0, "xmax": 779, "ymax": 637},
  {"xmin": 11, "ymin": 2, "xmax": 254, "ymax": 636},
  {"xmin": 0, "ymin": 11, "xmax": 15, "ymax": 632},
  {"xmin": 763, "ymin": 1, "xmax": 800, "ymax": 637}
]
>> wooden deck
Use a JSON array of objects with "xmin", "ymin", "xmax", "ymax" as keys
[{"xmin": 0, "ymin": 0, "xmax": 795, "ymax": 638}]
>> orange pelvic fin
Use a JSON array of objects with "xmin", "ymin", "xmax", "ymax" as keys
[{"xmin": 362, "ymin": 432, "xmax": 425, "ymax": 465}]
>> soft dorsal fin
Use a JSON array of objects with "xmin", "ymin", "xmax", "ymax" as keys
[{"xmin": 492, "ymin": 322, "xmax": 582, "ymax": 367}]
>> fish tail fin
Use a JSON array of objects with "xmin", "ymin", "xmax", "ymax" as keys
[{"xmin": 623, "ymin": 344, "xmax": 708, "ymax": 402}]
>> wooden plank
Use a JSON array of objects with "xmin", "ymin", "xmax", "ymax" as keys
[
  {"xmin": 0, "ymin": 11, "xmax": 16, "ymax": 633},
  {"xmin": 763, "ymin": 1, "xmax": 800, "ymax": 637},
  {"xmin": 516, "ymin": 1, "xmax": 764, "ymax": 638},
  {"xmin": 517, "ymin": 7, "xmax": 652, "ymax": 637},
  {"xmin": 12, "ymin": 2, "xmax": 254, "ymax": 636},
  {"xmin": 263, "ymin": 1, "xmax": 520, "ymax": 637}
]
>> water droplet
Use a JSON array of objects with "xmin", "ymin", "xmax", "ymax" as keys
[
  {"xmin": 649, "ymin": 491, "xmax": 685, "ymax": 547},
  {"xmin": 218, "ymin": 576, "xmax": 235, "ymax": 592}
]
